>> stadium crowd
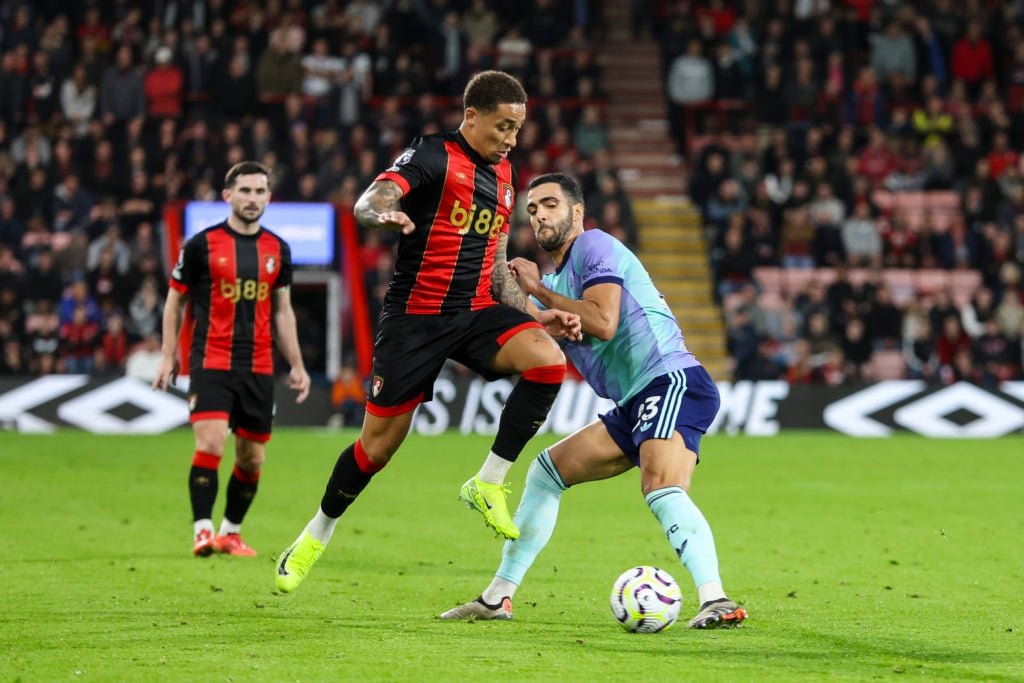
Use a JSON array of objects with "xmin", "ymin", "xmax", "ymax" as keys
[
  {"xmin": 0, "ymin": 0, "xmax": 622, "ymax": 382},
  {"xmin": 655, "ymin": 0, "xmax": 1024, "ymax": 384},
  {"xmin": 3, "ymin": 0, "xmax": 1020, "ymax": 389}
]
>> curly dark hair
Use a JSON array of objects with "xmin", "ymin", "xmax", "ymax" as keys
[{"xmin": 463, "ymin": 70, "xmax": 527, "ymax": 113}]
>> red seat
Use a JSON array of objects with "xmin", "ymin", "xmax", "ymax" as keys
[
  {"xmin": 866, "ymin": 350, "xmax": 907, "ymax": 380},
  {"xmin": 752, "ymin": 267, "xmax": 784, "ymax": 295}
]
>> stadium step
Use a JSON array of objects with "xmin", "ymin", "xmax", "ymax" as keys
[{"xmin": 603, "ymin": 21, "xmax": 731, "ymax": 380}]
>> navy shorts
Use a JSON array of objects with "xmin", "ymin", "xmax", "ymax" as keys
[
  {"xmin": 599, "ymin": 365, "xmax": 720, "ymax": 466},
  {"xmin": 367, "ymin": 305, "xmax": 542, "ymax": 416}
]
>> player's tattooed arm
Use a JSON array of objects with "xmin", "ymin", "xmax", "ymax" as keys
[
  {"xmin": 354, "ymin": 180, "xmax": 415, "ymax": 234},
  {"xmin": 492, "ymin": 232, "xmax": 534, "ymax": 313}
]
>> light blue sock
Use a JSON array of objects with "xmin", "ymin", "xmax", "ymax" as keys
[
  {"xmin": 495, "ymin": 449, "xmax": 567, "ymax": 586},
  {"xmin": 645, "ymin": 486, "xmax": 722, "ymax": 589}
]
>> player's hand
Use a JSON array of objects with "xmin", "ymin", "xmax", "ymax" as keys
[
  {"xmin": 508, "ymin": 257, "xmax": 541, "ymax": 296},
  {"xmin": 151, "ymin": 356, "xmax": 179, "ymax": 392},
  {"xmin": 289, "ymin": 366, "xmax": 311, "ymax": 403},
  {"xmin": 376, "ymin": 210, "xmax": 416, "ymax": 235},
  {"xmin": 536, "ymin": 308, "xmax": 582, "ymax": 342}
]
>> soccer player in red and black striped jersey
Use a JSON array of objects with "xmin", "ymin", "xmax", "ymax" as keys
[
  {"xmin": 275, "ymin": 71, "xmax": 582, "ymax": 594},
  {"xmin": 153, "ymin": 161, "xmax": 311, "ymax": 558}
]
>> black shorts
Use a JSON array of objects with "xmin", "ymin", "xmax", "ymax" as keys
[
  {"xmin": 367, "ymin": 305, "xmax": 541, "ymax": 416},
  {"xmin": 188, "ymin": 368, "xmax": 275, "ymax": 442}
]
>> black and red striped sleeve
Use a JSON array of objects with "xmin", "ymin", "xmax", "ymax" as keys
[
  {"xmin": 275, "ymin": 239, "xmax": 293, "ymax": 289},
  {"xmin": 168, "ymin": 234, "xmax": 206, "ymax": 295},
  {"xmin": 374, "ymin": 137, "xmax": 448, "ymax": 196}
]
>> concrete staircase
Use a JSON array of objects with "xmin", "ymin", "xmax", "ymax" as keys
[{"xmin": 597, "ymin": 7, "xmax": 730, "ymax": 380}]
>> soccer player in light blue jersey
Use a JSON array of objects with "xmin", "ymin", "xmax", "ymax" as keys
[{"xmin": 441, "ymin": 173, "xmax": 747, "ymax": 629}]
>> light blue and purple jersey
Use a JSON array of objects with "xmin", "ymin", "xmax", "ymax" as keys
[{"xmin": 537, "ymin": 228, "xmax": 700, "ymax": 405}]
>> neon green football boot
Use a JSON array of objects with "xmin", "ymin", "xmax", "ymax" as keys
[
  {"xmin": 275, "ymin": 530, "xmax": 326, "ymax": 593},
  {"xmin": 458, "ymin": 476, "xmax": 519, "ymax": 540}
]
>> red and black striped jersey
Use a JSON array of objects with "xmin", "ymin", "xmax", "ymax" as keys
[
  {"xmin": 375, "ymin": 130, "xmax": 517, "ymax": 315},
  {"xmin": 169, "ymin": 222, "xmax": 293, "ymax": 375}
]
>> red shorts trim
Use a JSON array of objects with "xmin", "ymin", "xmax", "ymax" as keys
[
  {"xmin": 192, "ymin": 450, "xmax": 222, "ymax": 469},
  {"xmin": 231, "ymin": 465, "xmax": 261, "ymax": 484},
  {"xmin": 522, "ymin": 364, "xmax": 566, "ymax": 384},
  {"xmin": 191, "ymin": 411, "xmax": 229, "ymax": 423},
  {"xmin": 235, "ymin": 426, "xmax": 271, "ymax": 443},
  {"xmin": 497, "ymin": 321, "xmax": 543, "ymax": 346},
  {"xmin": 366, "ymin": 393, "xmax": 423, "ymax": 417}
]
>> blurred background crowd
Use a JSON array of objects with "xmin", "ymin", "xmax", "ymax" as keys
[
  {"xmin": 659, "ymin": 0, "xmax": 1024, "ymax": 385},
  {"xmin": 0, "ymin": 0, "xmax": 1022, "ymax": 390}
]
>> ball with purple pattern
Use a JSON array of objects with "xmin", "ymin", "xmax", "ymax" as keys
[{"xmin": 610, "ymin": 566, "xmax": 682, "ymax": 633}]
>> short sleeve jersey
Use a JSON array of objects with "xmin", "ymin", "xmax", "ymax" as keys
[
  {"xmin": 375, "ymin": 130, "xmax": 517, "ymax": 315},
  {"xmin": 538, "ymin": 229, "xmax": 699, "ymax": 404},
  {"xmin": 169, "ymin": 222, "xmax": 293, "ymax": 374}
]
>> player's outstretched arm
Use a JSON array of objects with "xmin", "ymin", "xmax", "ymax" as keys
[
  {"xmin": 152, "ymin": 288, "xmax": 185, "ymax": 391},
  {"xmin": 271, "ymin": 287, "xmax": 311, "ymax": 403},
  {"xmin": 354, "ymin": 179, "xmax": 415, "ymax": 234},
  {"xmin": 494, "ymin": 235, "xmax": 581, "ymax": 341},
  {"xmin": 509, "ymin": 256, "xmax": 621, "ymax": 341}
]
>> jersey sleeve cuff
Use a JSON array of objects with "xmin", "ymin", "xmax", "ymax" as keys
[
  {"xmin": 583, "ymin": 275, "xmax": 623, "ymax": 289},
  {"xmin": 375, "ymin": 171, "xmax": 410, "ymax": 195},
  {"xmin": 168, "ymin": 279, "xmax": 189, "ymax": 294}
]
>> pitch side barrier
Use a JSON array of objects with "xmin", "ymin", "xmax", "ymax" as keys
[{"xmin": 1, "ymin": 376, "xmax": 1023, "ymax": 438}]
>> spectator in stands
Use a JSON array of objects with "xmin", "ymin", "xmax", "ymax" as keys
[
  {"xmin": 330, "ymin": 363, "xmax": 366, "ymax": 428},
  {"xmin": 810, "ymin": 181, "xmax": 845, "ymax": 266},
  {"xmin": 842, "ymin": 199, "xmax": 882, "ymax": 267},
  {"xmin": 779, "ymin": 180, "xmax": 815, "ymax": 268},
  {"xmin": 128, "ymin": 275, "xmax": 162, "ymax": 340},
  {"xmin": 904, "ymin": 315, "xmax": 938, "ymax": 381},
  {"xmin": 667, "ymin": 39, "xmax": 713, "ymax": 154},
  {"xmin": 961, "ymin": 287, "xmax": 996, "ymax": 337},
  {"xmin": 936, "ymin": 313, "xmax": 972, "ymax": 372},
  {"xmin": 61, "ymin": 63, "xmax": 97, "ymax": 138},
  {"xmin": 727, "ymin": 305, "xmax": 759, "ymax": 380},
  {"xmin": 950, "ymin": 20, "xmax": 994, "ymax": 99},
  {"xmin": 256, "ymin": 27, "xmax": 303, "ymax": 104},
  {"xmin": 99, "ymin": 44, "xmax": 145, "ymax": 129},
  {"xmin": 840, "ymin": 317, "xmax": 872, "ymax": 381},
  {"xmin": 462, "ymin": 0, "xmax": 500, "ymax": 48},
  {"xmin": 866, "ymin": 284, "xmax": 903, "ymax": 349},
  {"xmin": 144, "ymin": 45, "xmax": 184, "ymax": 120},
  {"xmin": 973, "ymin": 318, "xmax": 1017, "ymax": 386},
  {"xmin": 59, "ymin": 302, "xmax": 100, "ymax": 374}
]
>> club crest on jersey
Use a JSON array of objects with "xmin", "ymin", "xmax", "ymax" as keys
[
  {"xmin": 187, "ymin": 394, "xmax": 198, "ymax": 412},
  {"xmin": 264, "ymin": 255, "xmax": 277, "ymax": 274},
  {"xmin": 372, "ymin": 375, "xmax": 384, "ymax": 397},
  {"xmin": 502, "ymin": 183, "xmax": 514, "ymax": 209}
]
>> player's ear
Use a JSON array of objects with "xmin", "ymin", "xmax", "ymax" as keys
[
  {"xmin": 573, "ymin": 202, "xmax": 585, "ymax": 224},
  {"xmin": 221, "ymin": 188, "xmax": 231, "ymax": 202}
]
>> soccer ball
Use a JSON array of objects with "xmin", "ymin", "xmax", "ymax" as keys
[{"xmin": 609, "ymin": 566, "xmax": 682, "ymax": 633}]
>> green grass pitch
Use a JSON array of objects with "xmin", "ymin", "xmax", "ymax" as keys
[{"xmin": 1, "ymin": 430, "xmax": 1021, "ymax": 682}]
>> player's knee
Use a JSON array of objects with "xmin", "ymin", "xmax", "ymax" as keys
[
  {"xmin": 357, "ymin": 436, "xmax": 399, "ymax": 466},
  {"xmin": 522, "ymin": 355, "xmax": 566, "ymax": 384}
]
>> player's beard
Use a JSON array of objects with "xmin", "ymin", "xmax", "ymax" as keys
[
  {"xmin": 536, "ymin": 212, "xmax": 574, "ymax": 252},
  {"xmin": 233, "ymin": 204, "xmax": 265, "ymax": 227}
]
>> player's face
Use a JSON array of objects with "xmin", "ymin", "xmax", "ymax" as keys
[
  {"xmin": 224, "ymin": 174, "xmax": 270, "ymax": 225},
  {"xmin": 526, "ymin": 182, "xmax": 580, "ymax": 252},
  {"xmin": 464, "ymin": 102, "xmax": 526, "ymax": 164}
]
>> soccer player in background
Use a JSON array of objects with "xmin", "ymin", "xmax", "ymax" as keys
[
  {"xmin": 153, "ymin": 161, "xmax": 311, "ymax": 557},
  {"xmin": 274, "ymin": 71, "xmax": 582, "ymax": 593},
  {"xmin": 441, "ymin": 173, "xmax": 748, "ymax": 629}
]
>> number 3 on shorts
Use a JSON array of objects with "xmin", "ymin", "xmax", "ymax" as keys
[{"xmin": 632, "ymin": 396, "xmax": 661, "ymax": 432}]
